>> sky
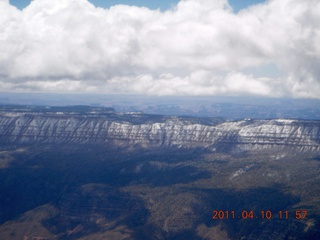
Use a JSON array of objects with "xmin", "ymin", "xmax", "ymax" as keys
[
  {"xmin": 9, "ymin": 0, "xmax": 265, "ymax": 12},
  {"xmin": 1, "ymin": 0, "xmax": 320, "ymax": 99}
]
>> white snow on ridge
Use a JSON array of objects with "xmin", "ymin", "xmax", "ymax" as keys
[{"xmin": 275, "ymin": 119, "xmax": 296, "ymax": 124}]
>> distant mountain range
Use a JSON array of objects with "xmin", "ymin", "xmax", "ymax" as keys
[
  {"xmin": 1, "ymin": 93, "xmax": 320, "ymax": 119},
  {"xmin": 0, "ymin": 105, "xmax": 319, "ymax": 154}
]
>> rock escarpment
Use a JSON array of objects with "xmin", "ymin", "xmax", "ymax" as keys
[{"xmin": 0, "ymin": 111, "xmax": 319, "ymax": 153}]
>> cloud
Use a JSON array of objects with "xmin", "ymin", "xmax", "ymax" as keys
[{"xmin": 0, "ymin": 0, "xmax": 319, "ymax": 98}]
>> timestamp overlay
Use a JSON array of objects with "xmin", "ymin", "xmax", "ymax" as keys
[{"xmin": 212, "ymin": 210, "xmax": 308, "ymax": 220}]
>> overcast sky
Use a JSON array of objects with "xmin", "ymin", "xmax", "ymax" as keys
[{"xmin": 1, "ymin": 0, "xmax": 319, "ymax": 98}]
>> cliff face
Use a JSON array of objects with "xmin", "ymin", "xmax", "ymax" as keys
[{"xmin": 0, "ymin": 112, "xmax": 319, "ymax": 153}]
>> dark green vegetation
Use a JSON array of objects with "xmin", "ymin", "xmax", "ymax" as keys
[{"xmin": 0, "ymin": 144, "xmax": 319, "ymax": 240}]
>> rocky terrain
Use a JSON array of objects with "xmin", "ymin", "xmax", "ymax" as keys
[
  {"xmin": 0, "ymin": 107, "xmax": 319, "ymax": 153},
  {"xmin": 0, "ymin": 105, "xmax": 319, "ymax": 240}
]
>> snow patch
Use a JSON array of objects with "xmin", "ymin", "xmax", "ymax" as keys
[{"xmin": 275, "ymin": 119, "xmax": 295, "ymax": 124}]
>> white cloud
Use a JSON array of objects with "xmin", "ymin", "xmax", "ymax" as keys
[{"xmin": 0, "ymin": 0, "xmax": 319, "ymax": 98}]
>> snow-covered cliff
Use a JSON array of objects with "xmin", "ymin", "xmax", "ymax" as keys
[{"xmin": 0, "ymin": 112, "xmax": 319, "ymax": 152}]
